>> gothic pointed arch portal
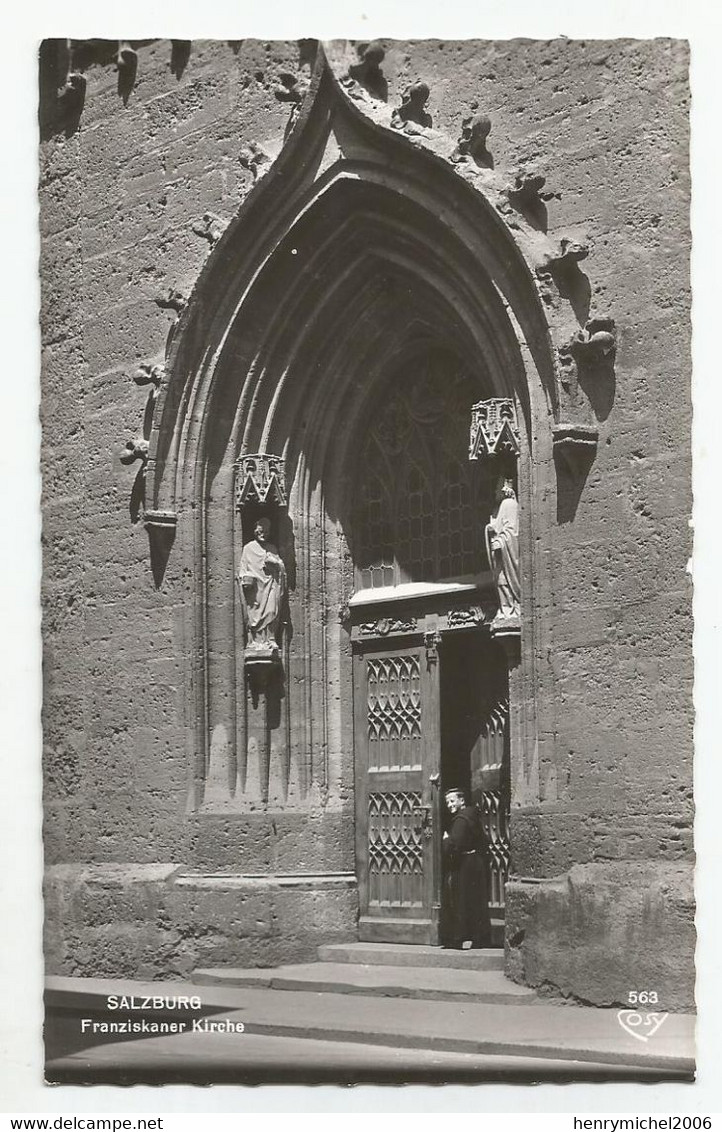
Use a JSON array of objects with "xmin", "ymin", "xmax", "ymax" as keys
[{"xmin": 145, "ymin": 49, "xmax": 569, "ymax": 941}]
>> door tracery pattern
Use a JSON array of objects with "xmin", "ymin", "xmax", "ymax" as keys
[
  {"xmin": 367, "ymin": 790, "xmax": 424, "ymax": 907},
  {"xmin": 367, "ymin": 655, "xmax": 422, "ymax": 746},
  {"xmin": 471, "ymin": 691, "xmax": 511, "ymax": 913}
]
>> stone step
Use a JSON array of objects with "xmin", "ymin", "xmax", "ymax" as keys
[
  {"xmin": 318, "ymin": 941, "xmax": 505, "ymax": 970},
  {"xmin": 192, "ymin": 961, "xmax": 535, "ymax": 1004}
]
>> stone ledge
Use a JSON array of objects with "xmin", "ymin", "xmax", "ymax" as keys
[
  {"xmin": 45, "ymin": 863, "xmax": 184, "ymax": 886},
  {"xmin": 44, "ymin": 862, "xmax": 359, "ymax": 978},
  {"xmin": 173, "ymin": 872, "xmax": 357, "ymax": 891},
  {"xmin": 44, "ymin": 864, "xmax": 357, "ymax": 891}
]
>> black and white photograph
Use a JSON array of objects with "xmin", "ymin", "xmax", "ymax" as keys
[{"xmin": 21, "ymin": 15, "xmax": 709, "ymax": 1100}]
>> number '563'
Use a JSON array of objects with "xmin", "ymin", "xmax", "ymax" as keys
[{"xmin": 628, "ymin": 990, "xmax": 659, "ymax": 1004}]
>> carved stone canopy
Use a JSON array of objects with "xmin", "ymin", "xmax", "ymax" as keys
[
  {"xmin": 469, "ymin": 398, "xmax": 521, "ymax": 460},
  {"xmin": 235, "ymin": 454, "xmax": 287, "ymax": 509}
]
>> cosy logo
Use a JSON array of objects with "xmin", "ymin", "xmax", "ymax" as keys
[{"xmin": 617, "ymin": 1010, "xmax": 669, "ymax": 1042}]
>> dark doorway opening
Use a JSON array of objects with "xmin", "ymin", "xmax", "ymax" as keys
[{"xmin": 440, "ymin": 631, "xmax": 510, "ymax": 947}]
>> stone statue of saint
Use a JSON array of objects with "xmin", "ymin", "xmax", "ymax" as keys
[
  {"xmin": 238, "ymin": 517, "xmax": 287, "ymax": 654},
  {"xmin": 485, "ymin": 477, "xmax": 521, "ymax": 619}
]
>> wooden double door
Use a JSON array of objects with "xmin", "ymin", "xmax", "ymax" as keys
[{"xmin": 353, "ymin": 609, "xmax": 510, "ymax": 945}]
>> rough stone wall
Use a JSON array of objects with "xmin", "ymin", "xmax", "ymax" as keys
[
  {"xmin": 40, "ymin": 38, "xmax": 692, "ymax": 993},
  {"xmin": 505, "ymin": 863, "xmax": 695, "ymax": 1012},
  {"xmin": 44, "ymin": 865, "xmax": 357, "ymax": 977},
  {"xmin": 354, "ymin": 37, "xmax": 692, "ymax": 877},
  {"xmin": 41, "ymin": 39, "xmax": 314, "ymax": 869}
]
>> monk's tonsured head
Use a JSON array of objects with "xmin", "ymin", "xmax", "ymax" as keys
[{"xmin": 444, "ymin": 788, "xmax": 466, "ymax": 813}]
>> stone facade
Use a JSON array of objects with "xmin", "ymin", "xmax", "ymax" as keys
[{"xmin": 40, "ymin": 38, "xmax": 693, "ymax": 1008}]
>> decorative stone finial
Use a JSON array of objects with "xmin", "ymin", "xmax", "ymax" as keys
[
  {"xmin": 509, "ymin": 172, "xmax": 556, "ymax": 204},
  {"xmin": 503, "ymin": 172, "xmax": 560, "ymax": 231},
  {"xmin": 120, "ymin": 438, "xmax": 149, "ymax": 466},
  {"xmin": 239, "ymin": 141, "xmax": 271, "ymax": 182},
  {"xmin": 581, "ymin": 317, "xmax": 617, "ymax": 355},
  {"xmin": 115, "ymin": 41, "xmax": 137, "ymax": 71},
  {"xmin": 57, "ymin": 71, "xmax": 86, "ymax": 114},
  {"xmin": 392, "ymin": 81, "xmax": 432, "ymax": 130},
  {"xmin": 134, "ymin": 363, "xmax": 163, "ymax": 390},
  {"xmin": 358, "ymin": 40, "xmax": 385, "ymax": 70},
  {"xmin": 343, "ymin": 40, "xmax": 387, "ymax": 102},
  {"xmin": 538, "ymin": 238, "xmax": 589, "ymax": 275},
  {"xmin": 170, "ymin": 40, "xmax": 191, "ymax": 78},
  {"xmin": 274, "ymin": 71, "xmax": 307, "ymax": 104},
  {"xmin": 114, "ymin": 41, "xmax": 138, "ymax": 104},
  {"xmin": 451, "ymin": 114, "xmax": 492, "ymax": 167},
  {"xmin": 558, "ymin": 317, "xmax": 617, "ymax": 386},
  {"xmin": 154, "ymin": 289, "xmax": 187, "ymax": 314},
  {"xmin": 192, "ymin": 212, "xmax": 226, "ymax": 248},
  {"xmin": 274, "ymin": 72, "xmax": 310, "ymax": 138}
]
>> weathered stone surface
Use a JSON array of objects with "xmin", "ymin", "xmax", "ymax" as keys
[
  {"xmin": 44, "ymin": 865, "xmax": 357, "ymax": 978},
  {"xmin": 505, "ymin": 862, "xmax": 695, "ymax": 1012},
  {"xmin": 39, "ymin": 38, "xmax": 692, "ymax": 1006}
]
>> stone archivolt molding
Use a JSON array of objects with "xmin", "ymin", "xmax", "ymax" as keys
[
  {"xmin": 148, "ymin": 63, "xmax": 541, "ymax": 520},
  {"xmin": 139, "ymin": 44, "xmax": 613, "ymax": 811},
  {"xmin": 145, "ymin": 47, "xmax": 617, "ymax": 525}
]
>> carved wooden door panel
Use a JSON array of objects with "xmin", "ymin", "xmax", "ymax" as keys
[
  {"xmin": 354, "ymin": 635, "xmax": 441, "ymax": 944},
  {"xmin": 469, "ymin": 657, "xmax": 511, "ymax": 927},
  {"xmin": 439, "ymin": 630, "xmax": 510, "ymax": 938}
]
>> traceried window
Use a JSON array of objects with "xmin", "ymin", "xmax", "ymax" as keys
[{"xmin": 353, "ymin": 355, "xmax": 494, "ymax": 590}]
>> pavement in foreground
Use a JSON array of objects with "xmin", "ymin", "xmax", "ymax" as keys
[{"xmin": 44, "ymin": 974, "xmax": 696, "ymax": 1086}]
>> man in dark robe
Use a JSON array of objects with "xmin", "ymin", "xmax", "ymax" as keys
[{"xmin": 442, "ymin": 788, "xmax": 492, "ymax": 949}]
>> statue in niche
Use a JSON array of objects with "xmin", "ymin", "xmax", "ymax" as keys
[
  {"xmin": 485, "ymin": 476, "xmax": 521, "ymax": 619},
  {"xmin": 238, "ymin": 517, "xmax": 287, "ymax": 658}
]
